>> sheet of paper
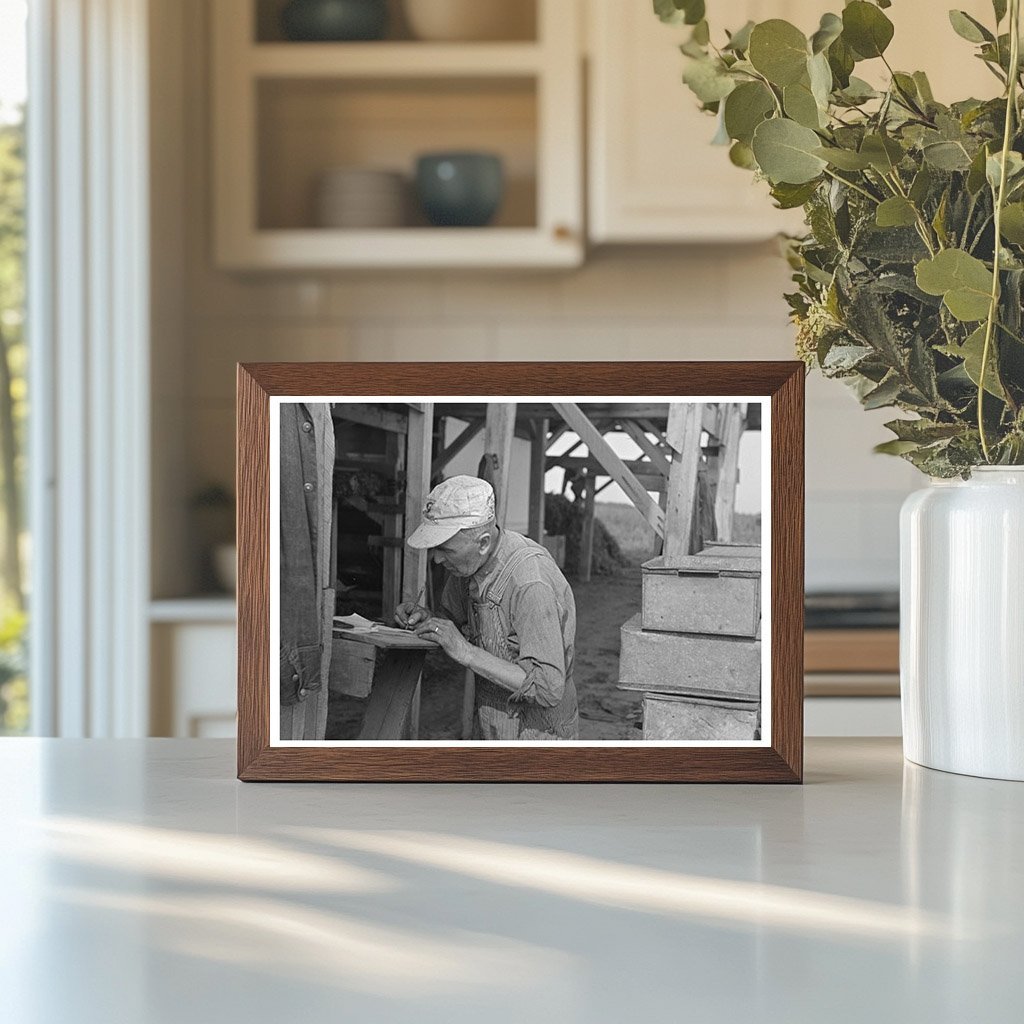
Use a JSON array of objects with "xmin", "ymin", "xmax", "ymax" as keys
[{"xmin": 334, "ymin": 613, "xmax": 424, "ymax": 638}]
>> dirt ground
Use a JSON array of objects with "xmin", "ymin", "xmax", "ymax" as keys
[{"xmin": 326, "ymin": 506, "xmax": 759, "ymax": 741}]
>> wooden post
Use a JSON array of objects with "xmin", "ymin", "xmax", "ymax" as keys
[
  {"xmin": 382, "ymin": 432, "xmax": 404, "ymax": 623},
  {"xmin": 462, "ymin": 402, "xmax": 517, "ymax": 739},
  {"xmin": 528, "ymin": 417, "xmax": 549, "ymax": 542},
  {"xmin": 402, "ymin": 403, "xmax": 434, "ymax": 604},
  {"xmin": 662, "ymin": 403, "xmax": 704, "ymax": 564},
  {"xmin": 580, "ymin": 468, "xmax": 597, "ymax": 582},
  {"xmin": 402, "ymin": 403, "xmax": 433, "ymax": 739},
  {"xmin": 714, "ymin": 404, "xmax": 744, "ymax": 542},
  {"xmin": 483, "ymin": 402, "xmax": 517, "ymax": 526}
]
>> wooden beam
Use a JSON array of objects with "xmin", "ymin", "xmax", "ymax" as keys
[
  {"xmin": 547, "ymin": 454, "xmax": 669, "ymax": 478},
  {"xmin": 714, "ymin": 403, "xmax": 744, "ymax": 543},
  {"xmin": 551, "ymin": 402, "xmax": 666, "ymax": 537},
  {"xmin": 546, "ymin": 423, "xmax": 569, "ymax": 450},
  {"xmin": 638, "ymin": 418, "xmax": 669, "ymax": 451},
  {"xmin": 334, "ymin": 403, "xmax": 408, "ymax": 435},
  {"xmin": 434, "ymin": 419, "xmax": 482, "ymax": 476},
  {"xmin": 483, "ymin": 403, "xmax": 517, "ymax": 527},
  {"xmin": 439, "ymin": 402, "xmax": 671, "ymax": 423},
  {"xmin": 528, "ymin": 417, "xmax": 548, "ymax": 541},
  {"xmin": 619, "ymin": 419, "xmax": 671, "ymax": 478},
  {"xmin": 663, "ymin": 403, "xmax": 704, "ymax": 563}
]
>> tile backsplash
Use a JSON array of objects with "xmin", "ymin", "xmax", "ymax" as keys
[{"xmin": 179, "ymin": 247, "xmax": 917, "ymax": 595}]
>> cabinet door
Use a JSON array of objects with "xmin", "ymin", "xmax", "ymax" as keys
[
  {"xmin": 588, "ymin": 0, "xmax": 813, "ymax": 243},
  {"xmin": 588, "ymin": 0, "xmax": 996, "ymax": 244}
]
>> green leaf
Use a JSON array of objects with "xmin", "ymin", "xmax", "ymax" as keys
[
  {"xmin": 711, "ymin": 109, "xmax": 731, "ymax": 145},
  {"xmin": 923, "ymin": 140, "xmax": 973, "ymax": 171},
  {"xmin": 810, "ymin": 12, "xmax": 843, "ymax": 54},
  {"xmin": 784, "ymin": 80, "xmax": 825, "ymax": 129},
  {"xmin": 909, "ymin": 164, "xmax": 933, "ymax": 205},
  {"xmin": 986, "ymin": 150, "xmax": 1024, "ymax": 191},
  {"xmin": 993, "ymin": 0, "xmax": 1008, "ymax": 24},
  {"xmin": 948, "ymin": 10, "xmax": 994, "ymax": 44},
  {"xmin": 967, "ymin": 144, "xmax": 991, "ymax": 194},
  {"xmin": 828, "ymin": 37, "xmax": 855, "ymax": 89},
  {"xmin": 837, "ymin": 76, "xmax": 879, "ymax": 104},
  {"xmin": 682, "ymin": 57, "xmax": 736, "ymax": 104},
  {"xmin": 1000, "ymin": 203, "xmax": 1024, "ymax": 245},
  {"xmin": 874, "ymin": 438, "xmax": 922, "ymax": 455},
  {"xmin": 814, "ymin": 146, "xmax": 872, "ymax": 170},
  {"xmin": 912, "ymin": 71, "xmax": 935, "ymax": 104},
  {"xmin": 807, "ymin": 52, "xmax": 833, "ymax": 109},
  {"xmin": 724, "ymin": 20, "xmax": 755, "ymax": 53},
  {"xmin": 729, "ymin": 140, "xmax": 757, "ymax": 169},
  {"xmin": 691, "ymin": 19, "xmax": 710, "ymax": 45},
  {"xmin": 842, "ymin": 1, "xmax": 895, "ymax": 59},
  {"xmin": 860, "ymin": 133, "xmax": 904, "ymax": 173},
  {"xmin": 770, "ymin": 180, "xmax": 820, "ymax": 209},
  {"xmin": 932, "ymin": 190, "xmax": 950, "ymax": 246},
  {"xmin": 885, "ymin": 418, "xmax": 963, "ymax": 443},
  {"xmin": 938, "ymin": 325, "xmax": 1006, "ymax": 398},
  {"xmin": 723, "ymin": 81, "xmax": 775, "ymax": 144},
  {"xmin": 862, "ymin": 374, "xmax": 903, "ymax": 409},
  {"xmin": 751, "ymin": 118, "xmax": 828, "ymax": 184},
  {"xmin": 876, "ymin": 197, "xmax": 918, "ymax": 228},
  {"xmin": 748, "ymin": 20, "xmax": 809, "ymax": 86},
  {"xmin": 653, "ymin": 0, "xmax": 705, "ymax": 26},
  {"xmin": 915, "ymin": 249, "xmax": 994, "ymax": 322}
]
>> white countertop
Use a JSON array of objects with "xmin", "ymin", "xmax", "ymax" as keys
[{"xmin": 1, "ymin": 738, "xmax": 1021, "ymax": 1023}]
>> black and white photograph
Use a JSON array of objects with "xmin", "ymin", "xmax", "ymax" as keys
[{"xmin": 271, "ymin": 398, "xmax": 768, "ymax": 746}]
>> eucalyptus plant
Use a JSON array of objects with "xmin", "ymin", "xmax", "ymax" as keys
[{"xmin": 657, "ymin": 0, "xmax": 1024, "ymax": 475}]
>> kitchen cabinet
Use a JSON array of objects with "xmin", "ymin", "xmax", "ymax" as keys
[
  {"xmin": 150, "ymin": 600, "xmax": 237, "ymax": 738},
  {"xmin": 211, "ymin": 0, "xmax": 583, "ymax": 269},
  {"xmin": 587, "ymin": 0, "xmax": 999, "ymax": 244}
]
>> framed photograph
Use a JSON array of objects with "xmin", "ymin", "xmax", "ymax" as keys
[{"xmin": 237, "ymin": 362, "xmax": 803, "ymax": 782}]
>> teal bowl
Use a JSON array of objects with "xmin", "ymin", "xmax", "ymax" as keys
[
  {"xmin": 281, "ymin": 0, "xmax": 388, "ymax": 42},
  {"xmin": 415, "ymin": 153, "xmax": 505, "ymax": 228}
]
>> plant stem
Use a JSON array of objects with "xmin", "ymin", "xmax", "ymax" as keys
[
  {"xmin": 884, "ymin": 171, "xmax": 939, "ymax": 255},
  {"xmin": 979, "ymin": 0, "xmax": 1021, "ymax": 462},
  {"xmin": 822, "ymin": 167, "xmax": 880, "ymax": 205}
]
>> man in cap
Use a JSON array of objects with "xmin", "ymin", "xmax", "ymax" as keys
[{"xmin": 397, "ymin": 475, "xmax": 579, "ymax": 740}]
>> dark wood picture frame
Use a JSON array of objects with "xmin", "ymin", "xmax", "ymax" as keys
[{"xmin": 237, "ymin": 362, "xmax": 804, "ymax": 782}]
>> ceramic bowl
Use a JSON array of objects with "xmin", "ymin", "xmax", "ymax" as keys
[
  {"xmin": 281, "ymin": 0, "xmax": 388, "ymax": 42},
  {"xmin": 415, "ymin": 152, "xmax": 504, "ymax": 227},
  {"xmin": 403, "ymin": 0, "xmax": 533, "ymax": 41}
]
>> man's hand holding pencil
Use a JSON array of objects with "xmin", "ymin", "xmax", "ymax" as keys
[{"xmin": 395, "ymin": 583, "xmax": 430, "ymax": 630}]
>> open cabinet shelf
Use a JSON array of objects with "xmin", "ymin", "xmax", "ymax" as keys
[{"xmin": 212, "ymin": 0, "xmax": 582, "ymax": 269}]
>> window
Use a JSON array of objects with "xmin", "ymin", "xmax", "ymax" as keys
[{"xmin": 0, "ymin": 0, "xmax": 28, "ymax": 734}]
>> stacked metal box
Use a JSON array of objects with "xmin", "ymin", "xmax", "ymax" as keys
[{"xmin": 619, "ymin": 543, "xmax": 762, "ymax": 740}]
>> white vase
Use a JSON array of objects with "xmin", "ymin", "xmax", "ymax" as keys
[{"xmin": 900, "ymin": 467, "xmax": 1024, "ymax": 781}]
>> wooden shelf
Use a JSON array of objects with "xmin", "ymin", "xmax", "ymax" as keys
[
  {"xmin": 249, "ymin": 42, "xmax": 544, "ymax": 78},
  {"xmin": 212, "ymin": 0, "xmax": 582, "ymax": 269},
  {"xmin": 217, "ymin": 227, "xmax": 580, "ymax": 270}
]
